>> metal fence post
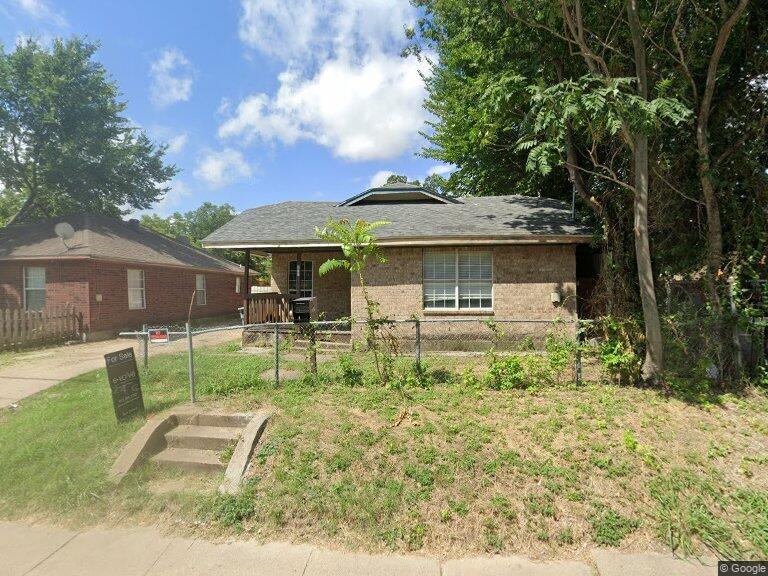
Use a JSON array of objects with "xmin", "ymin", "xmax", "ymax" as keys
[
  {"xmin": 186, "ymin": 322, "xmax": 196, "ymax": 403},
  {"xmin": 274, "ymin": 323, "xmax": 280, "ymax": 387},
  {"xmin": 141, "ymin": 324, "xmax": 148, "ymax": 369},
  {"xmin": 414, "ymin": 318, "xmax": 421, "ymax": 371},
  {"xmin": 574, "ymin": 321, "xmax": 583, "ymax": 386}
]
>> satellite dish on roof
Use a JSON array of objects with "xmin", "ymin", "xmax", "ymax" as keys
[{"xmin": 54, "ymin": 222, "xmax": 75, "ymax": 249}]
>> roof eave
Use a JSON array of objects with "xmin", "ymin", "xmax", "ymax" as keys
[{"xmin": 202, "ymin": 233, "xmax": 594, "ymax": 251}]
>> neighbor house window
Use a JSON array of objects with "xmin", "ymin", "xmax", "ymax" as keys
[
  {"xmin": 127, "ymin": 269, "xmax": 145, "ymax": 310},
  {"xmin": 196, "ymin": 274, "xmax": 207, "ymax": 305},
  {"xmin": 423, "ymin": 250, "xmax": 492, "ymax": 310},
  {"xmin": 236, "ymin": 276, "xmax": 242, "ymax": 293},
  {"xmin": 23, "ymin": 267, "xmax": 46, "ymax": 311},
  {"xmin": 288, "ymin": 261, "xmax": 313, "ymax": 297}
]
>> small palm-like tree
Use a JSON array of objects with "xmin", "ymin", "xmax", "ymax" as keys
[{"xmin": 316, "ymin": 218, "xmax": 390, "ymax": 382}]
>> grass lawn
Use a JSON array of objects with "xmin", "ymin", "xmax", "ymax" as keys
[{"xmin": 0, "ymin": 343, "xmax": 766, "ymax": 561}]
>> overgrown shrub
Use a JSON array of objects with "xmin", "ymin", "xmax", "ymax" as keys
[
  {"xmin": 483, "ymin": 353, "xmax": 555, "ymax": 390},
  {"xmin": 338, "ymin": 353, "xmax": 364, "ymax": 387},
  {"xmin": 594, "ymin": 316, "xmax": 642, "ymax": 385}
]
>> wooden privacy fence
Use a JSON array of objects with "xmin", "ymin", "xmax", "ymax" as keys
[
  {"xmin": 0, "ymin": 306, "xmax": 83, "ymax": 350},
  {"xmin": 245, "ymin": 293, "xmax": 292, "ymax": 324}
]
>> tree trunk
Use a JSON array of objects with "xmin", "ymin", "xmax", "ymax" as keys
[
  {"xmin": 627, "ymin": 0, "xmax": 664, "ymax": 384},
  {"xmin": 694, "ymin": 0, "xmax": 749, "ymax": 312}
]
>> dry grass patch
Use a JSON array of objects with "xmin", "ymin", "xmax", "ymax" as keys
[{"xmin": 221, "ymin": 369, "xmax": 767, "ymax": 561}]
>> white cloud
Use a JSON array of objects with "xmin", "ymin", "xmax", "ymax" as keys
[
  {"xmin": 15, "ymin": 0, "xmax": 67, "ymax": 26},
  {"xmin": 166, "ymin": 133, "xmax": 188, "ymax": 155},
  {"xmin": 219, "ymin": 54, "xmax": 427, "ymax": 161},
  {"xmin": 238, "ymin": 0, "xmax": 414, "ymax": 64},
  {"xmin": 427, "ymin": 164, "xmax": 453, "ymax": 177},
  {"xmin": 149, "ymin": 49, "xmax": 194, "ymax": 108},
  {"xmin": 369, "ymin": 170, "xmax": 394, "ymax": 188},
  {"xmin": 225, "ymin": 0, "xmax": 428, "ymax": 161},
  {"xmin": 194, "ymin": 148, "xmax": 253, "ymax": 188}
]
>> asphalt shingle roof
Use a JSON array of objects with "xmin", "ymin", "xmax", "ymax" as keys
[
  {"xmin": 0, "ymin": 213, "xmax": 242, "ymax": 273},
  {"xmin": 202, "ymin": 194, "xmax": 594, "ymax": 248}
]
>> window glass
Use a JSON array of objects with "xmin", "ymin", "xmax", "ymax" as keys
[
  {"xmin": 288, "ymin": 261, "xmax": 313, "ymax": 297},
  {"xmin": 196, "ymin": 274, "xmax": 207, "ymax": 305},
  {"xmin": 127, "ymin": 269, "xmax": 145, "ymax": 310},
  {"xmin": 423, "ymin": 251, "xmax": 492, "ymax": 310},
  {"xmin": 24, "ymin": 267, "xmax": 46, "ymax": 311},
  {"xmin": 458, "ymin": 252, "xmax": 492, "ymax": 309},
  {"xmin": 423, "ymin": 252, "xmax": 456, "ymax": 309}
]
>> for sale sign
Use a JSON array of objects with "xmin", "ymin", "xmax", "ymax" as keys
[
  {"xmin": 148, "ymin": 328, "xmax": 170, "ymax": 344},
  {"xmin": 104, "ymin": 347, "xmax": 145, "ymax": 422}
]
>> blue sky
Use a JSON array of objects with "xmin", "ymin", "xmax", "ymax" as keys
[{"xmin": 0, "ymin": 0, "xmax": 451, "ymax": 215}]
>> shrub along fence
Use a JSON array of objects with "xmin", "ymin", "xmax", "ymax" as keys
[
  {"xmin": 121, "ymin": 318, "xmax": 588, "ymax": 403},
  {"xmin": 0, "ymin": 306, "xmax": 83, "ymax": 350}
]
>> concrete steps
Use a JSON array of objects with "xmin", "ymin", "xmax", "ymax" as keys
[
  {"xmin": 151, "ymin": 447, "xmax": 225, "ymax": 473},
  {"xmin": 150, "ymin": 414, "xmax": 246, "ymax": 474},
  {"xmin": 165, "ymin": 425, "xmax": 242, "ymax": 451}
]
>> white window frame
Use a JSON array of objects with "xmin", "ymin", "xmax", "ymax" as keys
[
  {"xmin": 196, "ymin": 274, "xmax": 207, "ymax": 305},
  {"xmin": 127, "ymin": 269, "xmax": 146, "ymax": 310},
  {"xmin": 23, "ymin": 266, "xmax": 46, "ymax": 311},
  {"xmin": 236, "ymin": 276, "xmax": 242, "ymax": 294},
  {"xmin": 288, "ymin": 261, "xmax": 313, "ymax": 298},
  {"xmin": 423, "ymin": 250, "xmax": 493, "ymax": 311}
]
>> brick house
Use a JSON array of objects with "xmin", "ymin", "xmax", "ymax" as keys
[
  {"xmin": 202, "ymin": 183, "xmax": 596, "ymax": 336},
  {"xmin": 0, "ymin": 213, "xmax": 245, "ymax": 340}
]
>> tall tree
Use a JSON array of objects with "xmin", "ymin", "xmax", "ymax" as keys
[
  {"xmin": 0, "ymin": 38, "xmax": 176, "ymax": 226},
  {"xmin": 410, "ymin": 0, "xmax": 767, "ymax": 383},
  {"xmin": 140, "ymin": 202, "xmax": 270, "ymax": 281}
]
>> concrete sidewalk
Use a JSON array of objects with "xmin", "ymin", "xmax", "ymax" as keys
[
  {"xmin": 0, "ymin": 521, "xmax": 716, "ymax": 576},
  {"xmin": 0, "ymin": 331, "xmax": 238, "ymax": 409}
]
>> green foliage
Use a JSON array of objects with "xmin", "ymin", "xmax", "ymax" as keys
[
  {"xmin": 590, "ymin": 508, "xmax": 639, "ymax": 546},
  {"xmin": 484, "ymin": 355, "xmax": 525, "ymax": 390},
  {"xmin": 522, "ymin": 75, "xmax": 691, "ymax": 176},
  {"xmin": 205, "ymin": 489, "xmax": 256, "ymax": 528},
  {"xmin": 140, "ymin": 202, "xmax": 269, "ymax": 276},
  {"xmin": 545, "ymin": 331, "xmax": 575, "ymax": 383},
  {"xmin": 0, "ymin": 38, "xmax": 176, "ymax": 225},
  {"xmin": 316, "ymin": 218, "xmax": 396, "ymax": 385},
  {"xmin": 338, "ymin": 353, "xmax": 364, "ymax": 387},
  {"xmin": 594, "ymin": 316, "xmax": 642, "ymax": 385},
  {"xmin": 315, "ymin": 218, "xmax": 389, "ymax": 274}
]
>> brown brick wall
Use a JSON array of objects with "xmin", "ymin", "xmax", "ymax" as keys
[
  {"xmin": 350, "ymin": 245, "xmax": 577, "ymax": 321},
  {"xmin": 0, "ymin": 260, "xmax": 91, "ymax": 329},
  {"xmin": 270, "ymin": 251, "xmax": 351, "ymax": 320},
  {"xmin": 0, "ymin": 258, "xmax": 243, "ymax": 336},
  {"xmin": 87, "ymin": 260, "xmax": 242, "ymax": 332}
]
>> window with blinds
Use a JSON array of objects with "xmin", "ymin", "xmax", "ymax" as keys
[{"xmin": 423, "ymin": 251, "xmax": 492, "ymax": 310}]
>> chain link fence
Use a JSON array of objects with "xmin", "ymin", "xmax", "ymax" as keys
[{"xmin": 120, "ymin": 317, "xmax": 591, "ymax": 402}]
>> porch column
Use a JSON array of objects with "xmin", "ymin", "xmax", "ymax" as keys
[{"xmin": 243, "ymin": 248, "xmax": 251, "ymax": 324}]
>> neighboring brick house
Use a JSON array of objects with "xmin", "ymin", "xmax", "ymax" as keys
[
  {"xmin": 202, "ymin": 183, "xmax": 596, "ymax": 334},
  {"xmin": 0, "ymin": 213, "xmax": 245, "ymax": 340}
]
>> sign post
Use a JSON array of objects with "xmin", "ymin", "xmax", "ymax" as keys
[{"xmin": 104, "ymin": 348, "xmax": 145, "ymax": 422}]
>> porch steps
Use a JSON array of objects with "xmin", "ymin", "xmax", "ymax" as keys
[{"xmin": 150, "ymin": 414, "xmax": 246, "ymax": 474}]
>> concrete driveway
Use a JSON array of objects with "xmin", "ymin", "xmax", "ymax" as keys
[{"xmin": 0, "ymin": 330, "xmax": 239, "ymax": 409}]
